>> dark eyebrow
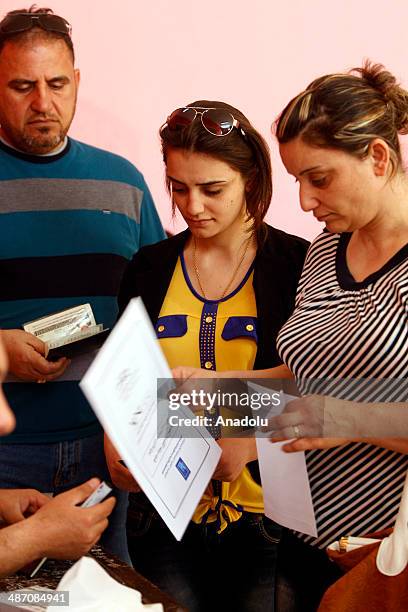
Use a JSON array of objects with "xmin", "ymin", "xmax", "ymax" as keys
[
  {"xmin": 196, "ymin": 180, "xmax": 227, "ymax": 186},
  {"xmin": 299, "ymin": 165, "xmax": 323, "ymax": 176},
  {"xmin": 167, "ymin": 175, "xmax": 228, "ymax": 186}
]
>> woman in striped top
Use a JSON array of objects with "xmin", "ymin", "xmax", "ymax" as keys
[{"xmin": 273, "ymin": 61, "xmax": 408, "ymax": 610}]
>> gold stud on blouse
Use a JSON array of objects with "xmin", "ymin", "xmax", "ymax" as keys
[
  {"xmin": 158, "ymin": 325, "xmax": 165, "ymax": 332},
  {"xmin": 205, "ymin": 361, "xmax": 213, "ymax": 369},
  {"xmin": 205, "ymin": 316, "xmax": 213, "ymax": 323},
  {"xmin": 246, "ymin": 324, "xmax": 254, "ymax": 332}
]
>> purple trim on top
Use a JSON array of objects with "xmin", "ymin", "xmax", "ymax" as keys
[
  {"xmin": 221, "ymin": 316, "xmax": 258, "ymax": 342},
  {"xmin": 155, "ymin": 314, "xmax": 187, "ymax": 338},
  {"xmin": 180, "ymin": 252, "xmax": 255, "ymax": 303},
  {"xmin": 199, "ymin": 302, "xmax": 220, "ymax": 438},
  {"xmin": 199, "ymin": 302, "xmax": 218, "ymax": 371}
]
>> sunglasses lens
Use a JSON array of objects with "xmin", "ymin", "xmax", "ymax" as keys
[
  {"xmin": 202, "ymin": 109, "xmax": 235, "ymax": 136},
  {"xmin": 167, "ymin": 107, "xmax": 197, "ymax": 130},
  {"xmin": 1, "ymin": 14, "xmax": 32, "ymax": 33},
  {"xmin": 39, "ymin": 14, "xmax": 71, "ymax": 35},
  {"xmin": 0, "ymin": 13, "xmax": 71, "ymax": 36}
]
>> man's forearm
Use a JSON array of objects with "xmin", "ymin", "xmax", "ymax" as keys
[{"xmin": 0, "ymin": 518, "xmax": 44, "ymax": 577}]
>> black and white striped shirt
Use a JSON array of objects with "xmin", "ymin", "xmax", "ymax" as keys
[{"xmin": 277, "ymin": 231, "xmax": 408, "ymax": 548}]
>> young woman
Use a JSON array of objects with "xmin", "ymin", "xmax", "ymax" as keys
[{"xmin": 106, "ymin": 101, "xmax": 308, "ymax": 611}]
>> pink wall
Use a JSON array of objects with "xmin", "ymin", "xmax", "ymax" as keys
[{"xmin": 2, "ymin": 0, "xmax": 408, "ymax": 239}]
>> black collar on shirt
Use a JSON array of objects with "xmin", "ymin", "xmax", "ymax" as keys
[{"xmin": 0, "ymin": 137, "xmax": 71, "ymax": 163}]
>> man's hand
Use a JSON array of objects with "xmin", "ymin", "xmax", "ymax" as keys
[
  {"xmin": 29, "ymin": 478, "xmax": 116, "ymax": 559},
  {"xmin": 0, "ymin": 489, "xmax": 50, "ymax": 525},
  {"xmin": 0, "ymin": 479, "xmax": 115, "ymax": 576},
  {"xmin": 104, "ymin": 435, "xmax": 140, "ymax": 493},
  {"xmin": 1, "ymin": 330, "xmax": 69, "ymax": 382},
  {"xmin": 212, "ymin": 438, "xmax": 257, "ymax": 481}
]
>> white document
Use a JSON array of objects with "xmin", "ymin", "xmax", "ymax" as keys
[
  {"xmin": 249, "ymin": 383, "xmax": 317, "ymax": 537},
  {"xmin": 80, "ymin": 298, "xmax": 221, "ymax": 540}
]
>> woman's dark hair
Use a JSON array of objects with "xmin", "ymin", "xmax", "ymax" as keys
[
  {"xmin": 275, "ymin": 61, "xmax": 408, "ymax": 175},
  {"xmin": 160, "ymin": 100, "xmax": 272, "ymax": 239}
]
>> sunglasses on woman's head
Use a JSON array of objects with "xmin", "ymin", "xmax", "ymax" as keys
[{"xmin": 163, "ymin": 107, "xmax": 241, "ymax": 137}]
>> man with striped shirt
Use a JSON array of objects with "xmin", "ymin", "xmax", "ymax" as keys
[{"xmin": 0, "ymin": 7, "xmax": 165, "ymax": 564}]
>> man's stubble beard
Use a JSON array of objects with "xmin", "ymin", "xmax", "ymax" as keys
[
  {"xmin": 21, "ymin": 124, "xmax": 67, "ymax": 154},
  {"xmin": 0, "ymin": 93, "xmax": 77, "ymax": 154}
]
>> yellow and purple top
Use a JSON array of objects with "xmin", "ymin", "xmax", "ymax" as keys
[{"xmin": 155, "ymin": 254, "xmax": 263, "ymax": 532}]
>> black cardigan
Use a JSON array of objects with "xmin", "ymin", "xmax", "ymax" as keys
[
  {"xmin": 119, "ymin": 224, "xmax": 309, "ymax": 370},
  {"xmin": 119, "ymin": 225, "xmax": 309, "ymax": 486}
]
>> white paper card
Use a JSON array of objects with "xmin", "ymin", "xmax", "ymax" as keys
[
  {"xmin": 23, "ymin": 303, "xmax": 106, "ymax": 354},
  {"xmin": 80, "ymin": 298, "xmax": 221, "ymax": 540},
  {"xmin": 24, "ymin": 304, "xmax": 96, "ymax": 343},
  {"xmin": 249, "ymin": 382, "xmax": 317, "ymax": 537}
]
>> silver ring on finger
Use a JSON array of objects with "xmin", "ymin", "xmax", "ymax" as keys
[{"xmin": 293, "ymin": 424, "xmax": 301, "ymax": 438}]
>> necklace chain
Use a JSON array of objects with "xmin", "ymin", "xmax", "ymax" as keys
[{"xmin": 193, "ymin": 234, "xmax": 253, "ymax": 300}]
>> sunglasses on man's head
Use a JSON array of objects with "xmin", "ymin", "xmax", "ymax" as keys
[
  {"xmin": 163, "ymin": 107, "xmax": 241, "ymax": 137},
  {"xmin": 0, "ymin": 13, "xmax": 72, "ymax": 38}
]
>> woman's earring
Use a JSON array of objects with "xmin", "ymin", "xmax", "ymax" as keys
[{"xmin": 170, "ymin": 185, "xmax": 177, "ymax": 218}]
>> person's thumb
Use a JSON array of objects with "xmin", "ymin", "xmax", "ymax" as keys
[{"xmin": 57, "ymin": 478, "xmax": 100, "ymax": 506}]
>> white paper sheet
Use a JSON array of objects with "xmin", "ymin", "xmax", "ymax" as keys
[
  {"xmin": 48, "ymin": 557, "xmax": 163, "ymax": 611},
  {"xmin": 256, "ymin": 437, "xmax": 317, "ymax": 537},
  {"xmin": 377, "ymin": 469, "xmax": 408, "ymax": 576},
  {"xmin": 80, "ymin": 298, "xmax": 221, "ymax": 540},
  {"xmin": 249, "ymin": 383, "xmax": 317, "ymax": 537}
]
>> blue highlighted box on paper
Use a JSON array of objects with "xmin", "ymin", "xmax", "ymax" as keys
[{"xmin": 176, "ymin": 457, "xmax": 191, "ymax": 480}]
